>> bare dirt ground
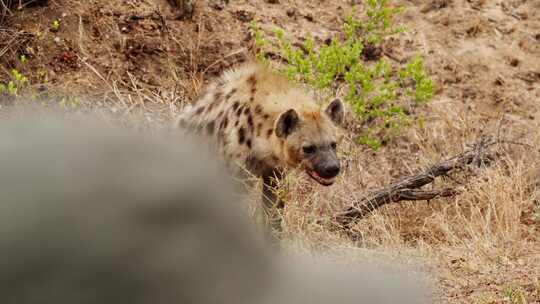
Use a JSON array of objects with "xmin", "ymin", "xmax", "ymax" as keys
[{"xmin": 1, "ymin": 0, "xmax": 539, "ymax": 302}]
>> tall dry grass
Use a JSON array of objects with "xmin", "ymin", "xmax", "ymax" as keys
[{"xmin": 254, "ymin": 99, "xmax": 540, "ymax": 302}]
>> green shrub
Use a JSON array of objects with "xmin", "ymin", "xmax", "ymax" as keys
[
  {"xmin": 51, "ymin": 19, "xmax": 61, "ymax": 31},
  {"xmin": 250, "ymin": 0, "xmax": 433, "ymax": 149},
  {"xmin": 0, "ymin": 68, "xmax": 28, "ymax": 96}
]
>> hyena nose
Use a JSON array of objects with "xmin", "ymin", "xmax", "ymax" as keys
[{"xmin": 320, "ymin": 162, "xmax": 340, "ymax": 179}]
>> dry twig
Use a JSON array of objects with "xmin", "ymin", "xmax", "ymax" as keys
[{"xmin": 335, "ymin": 136, "xmax": 527, "ymax": 226}]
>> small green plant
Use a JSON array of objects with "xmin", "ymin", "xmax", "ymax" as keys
[
  {"xmin": 37, "ymin": 69, "xmax": 48, "ymax": 83},
  {"xmin": 363, "ymin": 0, "xmax": 405, "ymax": 43},
  {"xmin": 0, "ymin": 69, "xmax": 28, "ymax": 96},
  {"xmin": 249, "ymin": 21, "xmax": 269, "ymax": 64},
  {"xmin": 250, "ymin": 0, "xmax": 433, "ymax": 149},
  {"xmin": 51, "ymin": 19, "xmax": 61, "ymax": 31},
  {"xmin": 398, "ymin": 55, "xmax": 433, "ymax": 102}
]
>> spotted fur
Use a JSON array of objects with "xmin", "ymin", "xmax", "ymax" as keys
[{"xmin": 174, "ymin": 62, "xmax": 344, "ymax": 229}]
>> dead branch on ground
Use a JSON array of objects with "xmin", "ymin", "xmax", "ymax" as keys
[{"xmin": 335, "ymin": 136, "xmax": 528, "ymax": 226}]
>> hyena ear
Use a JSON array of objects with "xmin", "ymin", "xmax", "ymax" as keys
[
  {"xmin": 275, "ymin": 109, "xmax": 300, "ymax": 138},
  {"xmin": 325, "ymin": 98, "xmax": 345, "ymax": 126}
]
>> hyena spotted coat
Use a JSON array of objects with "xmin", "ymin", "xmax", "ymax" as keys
[{"xmin": 174, "ymin": 63, "xmax": 344, "ymax": 227}]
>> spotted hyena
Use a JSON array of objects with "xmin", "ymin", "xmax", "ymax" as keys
[{"xmin": 174, "ymin": 63, "xmax": 344, "ymax": 227}]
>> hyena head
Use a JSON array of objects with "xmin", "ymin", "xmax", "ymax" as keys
[{"xmin": 275, "ymin": 98, "xmax": 345, "ymax": 186}]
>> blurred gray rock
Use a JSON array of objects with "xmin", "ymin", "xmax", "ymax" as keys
[{"xmin": 0, "ymin": 112, "xmax": 430, "ymax": 304}]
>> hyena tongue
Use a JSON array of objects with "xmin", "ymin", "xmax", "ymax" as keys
[{"xmin": 308, "ymin": 169, "xmax": 335, "ymax": 186}]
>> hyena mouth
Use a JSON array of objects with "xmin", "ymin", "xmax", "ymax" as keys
[{"xmin": 306, "ymin": 169, "xmax": 336, "ymax": 186}]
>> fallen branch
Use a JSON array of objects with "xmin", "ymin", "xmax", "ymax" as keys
[{"xmin": 335, "ymin": 136, "xmax": 499, "ymax": 226}]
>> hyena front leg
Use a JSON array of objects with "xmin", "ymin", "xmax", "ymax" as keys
[{"xmin": 261, "ymin": 170, "xmax": 284, "ymax": 232}]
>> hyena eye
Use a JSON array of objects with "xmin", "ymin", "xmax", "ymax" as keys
[
  {"xmin": 302, "ymin": 145, "xmax": 316, "ymax": 154},
  {"xmin": 330, "ymin": 142, "xmax": 337, "ymax": 150}
]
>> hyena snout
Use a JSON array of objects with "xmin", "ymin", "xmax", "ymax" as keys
[
  {"xmin": 315, "ymin": 158, "xmax": 340, "ymax": 179},
  {"xmin": 306, "ymin": 151, "xmax": 341, "ymax": 186}
]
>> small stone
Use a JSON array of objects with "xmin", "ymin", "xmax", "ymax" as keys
[
  {"xmin": 209, "ymin": 0, "xmax": 228, "ymax": 10},
  {"xmin": 517, "ymin": 11, "xmax": 528, "ymax": 20},
  {"xmin": 286, "ymin": 8, "xmax": 296, "ymax": 17},
  {"xmin": 234, "ymin": 10, "xmax": 254, "ymax": 22},
  {"xmin": 361, "ymin": 43, "xmax": 382, "ymax": 61},
  {"xmin": 509, "ymin": 58, "xmax": 520, "ymax": 67}
]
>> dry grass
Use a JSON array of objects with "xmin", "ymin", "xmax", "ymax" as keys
[
  {"xmin": 271, "ymin": 103, "xmax": 540, "ymax": 302},
  {"xmin": 2, "ymin": 0, "xmax": 540, "ymax": 302}
]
